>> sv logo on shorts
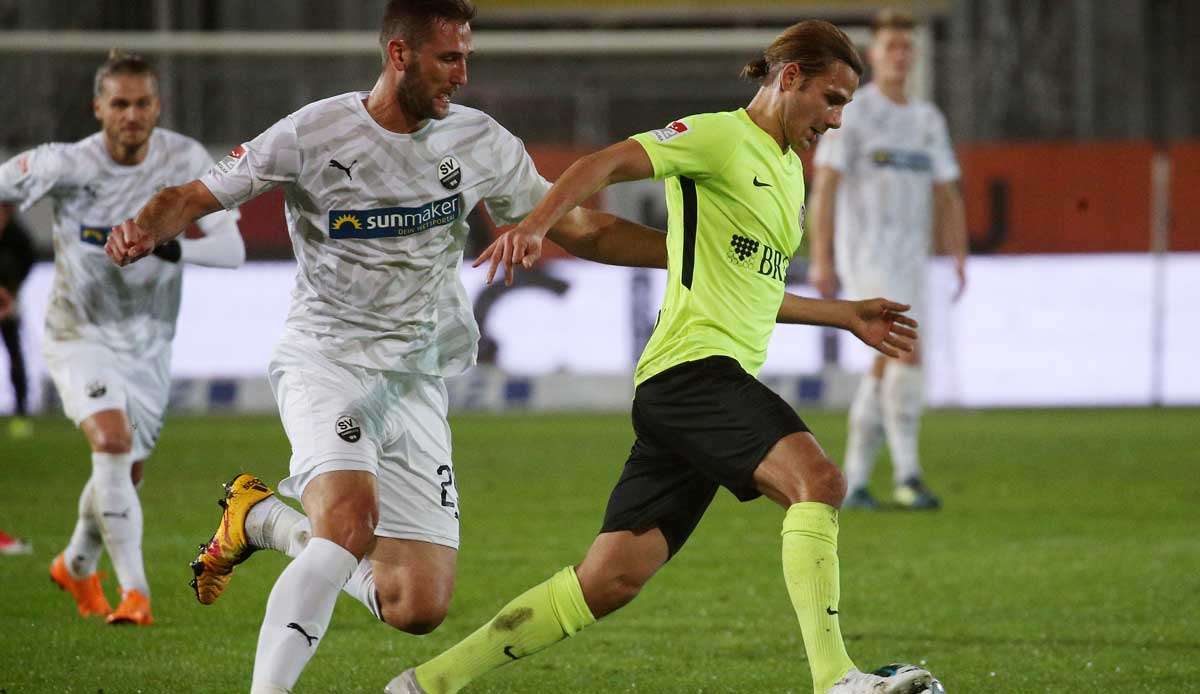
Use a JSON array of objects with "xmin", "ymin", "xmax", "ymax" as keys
[
  {"xmin": 335, "ymin": 415, "xmax": 361, "ymax": 443},
  {"xmin": 86, "ymin": 381, "xmax": 107, "ymax": 398}
]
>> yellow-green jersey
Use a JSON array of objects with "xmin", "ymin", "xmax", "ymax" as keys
[{"xmin": 630, "ymin": 109, "xmax": 806, "ymax": 385}]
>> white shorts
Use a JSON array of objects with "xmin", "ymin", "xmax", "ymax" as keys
[
  {"xmin": 42, "ymin": 338, "xmax": 172, "ymax": 461},
  {"xmin": 841, "ymin": 271, "xmax": 928, "ymax": 324},
  {"xmin": 269, "ymin": 339, "xmax": 460, "ymax": 549}
]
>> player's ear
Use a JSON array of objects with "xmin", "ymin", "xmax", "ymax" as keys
[
  {"xmin": 385, "ymin": 38, "xmax": 410, "ymax": 73},
  {"xmin": 779, "ymin": 63, "xmax": 803, "ymax": 92}
]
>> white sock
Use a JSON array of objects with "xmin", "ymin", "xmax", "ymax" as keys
[
  {"xmin": 246, "ymin": 496, "xmax": 381, "ymax": 620},
  {"xmin": 64, "ymin": 478, "xmax": 104, "ymax": 578},
  {"xmin": 252, "ymin": 537, "xmax": 357, "ymax": 691},
  {"xmin": 91, "ymin": 452, "xmax": 148, "ymax": 594},
  {"xmin": 881, "ymin": 363, "xmax": 925, "ymax": 484},
  {"xmin": 247, "ymin": 496, "xmax": 312, "ymax": 558},
  {"xmin": 343, "ymin": 558, "xmax": 383, "ymax": 621},
  {"xmin": 844, "ymin": 374, "xmax": 885, "ymax": 493}
]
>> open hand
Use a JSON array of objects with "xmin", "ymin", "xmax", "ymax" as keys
[
  {"xmin": 850, "ymin": 298, "xmax": 919, "ymax": 358},
  {"xmin": 472, "ymin": 222, "xmax": 545, "ymax": 286},
  {"xmin": 105, "ymin": 218, "xmax": 156, "ymax": 267}
]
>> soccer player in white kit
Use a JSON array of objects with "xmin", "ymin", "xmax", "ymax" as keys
[
  {"xmin": 0, "ymin": 50, "xmax": 244, "ymax": 623},
  {"xmin": 808, "ymin": 10, "xmax": 967, "ymax": 510},
  {"xmin": 106, "ymin": 2, "xmax": 668, "ymax": 690}
]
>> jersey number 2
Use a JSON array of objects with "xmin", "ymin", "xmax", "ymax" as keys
[{"xmin": 436, "ymin": 465, "xmax": 456, "ymax": 509}]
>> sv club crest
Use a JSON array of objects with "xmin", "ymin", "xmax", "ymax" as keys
[
  {"xmin": 335, "ymin": 415, "xmax": 361, "ymax": 443},
  {"xmin": 437, "ymin": 156, "xmax": 461, "ymax": 190}
]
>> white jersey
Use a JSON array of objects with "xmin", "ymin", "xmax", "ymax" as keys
[
  {"xmin": 814, "ymin": 83, "xmax": 960, "ymax": 283},
  {"xmin": 0, "ymin": 129, "xmax": 232, "ymax": 352},
  {"xmin": 200, "ymin": 92, "xmax": 551, "ymax": 377}
]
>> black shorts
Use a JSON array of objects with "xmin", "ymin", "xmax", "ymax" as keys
[{"xmin": 600, "ymin": 356, "xmax": 810, "ymax": 557}]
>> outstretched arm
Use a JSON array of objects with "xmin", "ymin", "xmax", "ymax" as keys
[
  {"xmin": 544, "ymin": 207, "xmax": 667, "ymax": 270},
  {"xmin": 475, "ymin": 139, "xmax": 655, "ymax": 284},
  {"xmin": 777, "ymin": 293, "xmax": 918, "ymax": 358},
  {"xmin": 106, "ymin": 180, "xmax": 223, "ymax": 266}
]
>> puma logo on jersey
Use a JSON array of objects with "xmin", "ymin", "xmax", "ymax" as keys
[{"xmin": 329, "ymin": 159, "xmax": 358, "ymax": 180}]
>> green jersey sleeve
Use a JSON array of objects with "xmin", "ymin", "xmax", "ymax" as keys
[{"xmin": 629, "ymin": 112, "xmax": 744, "ymax": 182}]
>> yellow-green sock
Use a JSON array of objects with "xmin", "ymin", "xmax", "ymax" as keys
[
  {"xmin": 414, "ymin": 566, "xmax": 596, "ymax": 694},
  {"xmin": 781, "ymin": 502, "xmax": 857, "ymax": 694}
]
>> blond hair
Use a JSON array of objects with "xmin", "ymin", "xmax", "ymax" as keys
[{"xmin": 93, "ymin": 48, "xmax": 157, "ymax": 97}]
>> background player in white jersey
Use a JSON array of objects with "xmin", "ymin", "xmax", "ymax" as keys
[
  {"xmin": 0, "ymin": 50, "xmax": 244, "ymax": 623},
  {"xmin": 106, "ymin": 2, "xmax": 668, "ymax": 690},
  {"xmin": 808, "ymin": 9, "xmax": 968, "ymax": 510}
]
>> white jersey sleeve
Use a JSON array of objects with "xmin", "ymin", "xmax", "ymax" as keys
[
  {"xmin": 481, "ymin": 124, "xmax": 551, "ymax": 225},
  {"xmin": 184, "ymin": 141, "xmax": 244, "ymax": 268},
  {"xmin": 0, "ymin": 144, "xmax": 71, "ymax": 210},
  {"xmin": 928, "ymin": 108, "xmax": 960, "ymax": 183},
  {"xmin": 200, "ymin": 116, "xmax": 302, "ymax": 210},
  {"xmin": 813, "ymin": 114, "xmax": 858, "ymax": 173}
]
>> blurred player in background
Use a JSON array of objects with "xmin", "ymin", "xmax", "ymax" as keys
[
  {"xmin": 106, "ymin": 1, "xmax": 668, "ymax": 690},
  {"xmin": 0, "ymin": 528, "xmax": 33, "ymax": 555},
  {"xmin": 0, "ymin": 50, "xmax": 244, "ymax": 623},
  {"xmin": 807, "ymin": 9, "xmax": 967, "ymax": 510},
  {"xmin": 0, "ymin": 202, "xmax": 36, "ymax": 438},
  {"xmin": 387, "ymin": 20, "xmax": 933, "ymax": 694}
]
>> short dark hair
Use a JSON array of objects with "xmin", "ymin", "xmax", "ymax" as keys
[
  {"xmin": 741, "ymin": 20, "xmax": 864, "ymax": 83},
  {"xmin": 379, "ymin": 0, "xmax": 477, "ymax": 63},
  {"xmin": 871, "ymin": 8, "xmax": 917, "ymax": 34},
  {"xmin": 94, "ymin": 48, "xmax": 157, "ymax": 97}
]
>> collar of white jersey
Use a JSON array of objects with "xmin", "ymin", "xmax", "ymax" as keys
[
  {"xmin": 352, "ymin": 91, "xmax": 441, "ymax": 142},
  {"xmin": 97, "ymin": 129, "xmax": 161, "ymax": 174}
]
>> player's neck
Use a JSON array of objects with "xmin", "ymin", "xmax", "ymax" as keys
[
  {"xmin": 875, "ymin": 78, "xmax": 909, "ymax": 105},
  {"xmin": 745, "ymin": 93, "xmax": 788, "ymax": 153},
  {"xmin": 104, "ymin": 135, "xmax": 151, "ymax": 167},
  {"xmin": 365, "ymin": 78, "xmax": 425, "ymax": 134}
]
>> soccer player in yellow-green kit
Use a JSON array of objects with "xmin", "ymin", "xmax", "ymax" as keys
[{"xmin": 387, "ymin": 20, "xmax": 937, "ymax": 694}]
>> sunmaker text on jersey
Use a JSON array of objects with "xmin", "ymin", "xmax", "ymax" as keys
[{"xmin": 327, "ymin": 193, "xmax": 462, "ymax": 239}]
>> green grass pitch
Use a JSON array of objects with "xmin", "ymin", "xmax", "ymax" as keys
[{"xmin": 2, "ymin": 408, "xmax": 1198, "ymax": 693}]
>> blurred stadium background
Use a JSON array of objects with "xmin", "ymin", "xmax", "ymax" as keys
[
  {"xmin": 2, "ymin": 0, "xmax": 1197, "ymax": 414},
  {"xmin": 3, "ymin": 3, "xmax": 1200, "ymax": 693}
]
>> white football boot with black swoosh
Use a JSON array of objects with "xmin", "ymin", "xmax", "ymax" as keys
[{"xmin": 825, "ymin": 664, "xmax": 933, "ymax": 694}]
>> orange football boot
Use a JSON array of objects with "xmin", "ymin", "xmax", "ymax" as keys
[
  {"xmin": 106, "ymin": 588, "xmax": 153, "ymax": 625},
  {"xmin": 50, "ymin": 553, "xmax": 112, "ymax": 617}
]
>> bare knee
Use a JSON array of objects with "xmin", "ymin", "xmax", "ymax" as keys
[
  {"xmin": 314, "ymin": 507, "xmax": 376, "ymax": 557},
  {"xmin": 576, "ymin": 562, "xmax": 655, "ymax": 619},
  {"xmin": 379, "ymin": 598, "xmax": 448, "ymax": 635},
  {"xmin": 599, "ymin": 571, "xmax": 649, "ymax": 617},
  {"xmin": 303, "ymin": 471, "xmax": 379, "ymax": 558},
  {"xmin": 88, "ymin": 427, "xmax": 131, "ymax": 454},
  {"xmin": 376, "ymin": 578, "xmax": 451, "ymax": 634},
  {"xmin": 370, "ymin": 539, "xmax": 457, "ymax": 635},
  {"xmin": 82, "ymin": 410, "xmax": 133, "ymax": 454},
  {"xmin": 808, "ymin": 458, "xmax": 847, "ymax": 507},
  {"xmin": 754, "ymin": 433, "xmax": 846, "ymax": 508}
]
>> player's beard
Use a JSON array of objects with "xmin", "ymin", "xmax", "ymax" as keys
[
  {"xmin": 104, "ymin": 122, "xmax": 154, "ymax": 162},
  {"xmin": 395, "ymin": 58, "xmax": 446, "ymax": 123}
]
